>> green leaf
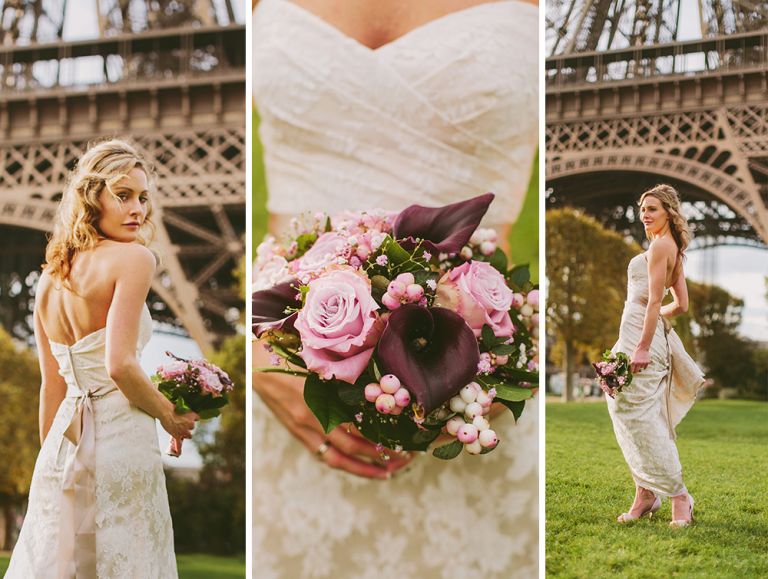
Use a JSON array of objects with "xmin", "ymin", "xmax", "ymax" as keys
[
  {"xmin": 337, "ymin": 382, "xmax": 366, "ymax": 406},
  {"xmin": 303, "ymin": 374, "xmax": 353, "ymax": 434},
  {"xmin": 492, "ymin": 384, "xmax": 534, "ymax": 402},
  {"xmin": 174, "ymin": 398, "xmax": 191, "ymax": 414},
  {"xmin": 432, "ymin": 439, "xmax": 463, "ymax": 460},
  {"xmin": 489, "ymin": 248, "xmax": 508, "ymax": 274},
  {"xmin": 496, "ymin": 367, "xmax": 539, "ymax": 383},
  {"xmin": 492, "ymin": 344, "xmax": 518, "ymax": 356},
  {"xmin": 253, "ymin": 367, "xmax": 309, "ymax": 377},
  {"xmin": 499, "ymin": 400, "xmax": 526, "ymax": 421},
  {"xmin": 481, "ymin": 324, "xmax": 498, "ymax": 348},
  {"xmin": 384, "ymin": 237, "xmax": 412, "ymax": 266},
  {"xmin": 411, "ymin": 428, "xmax": 441, "ymax": 446},
  {"xmin": 324, "ymin": 215, "xmax": 332, "ymax": 232},
  {"xmin": 198, "ymin": 408, "xmax": 222, "ymax": 420},
  {"xmin": 507, "ymin": 264, "xmax": 530, "ymax": 289}
]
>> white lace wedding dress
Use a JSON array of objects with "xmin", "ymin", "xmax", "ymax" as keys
[
  {"xmin": 606, "ymin": 254, "xmax": 705, "ymax": 498},
  {"xmin": 252, "ymin": 1, "xmax": 539, "ymax": 577},
  {"xmin": 6, "ymin": 305, "xmax": 177, "ymax": 579}
]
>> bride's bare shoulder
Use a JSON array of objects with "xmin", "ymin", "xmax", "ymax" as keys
[
  {"xmin": 648, "ymin": 236, "xmax": 677, "ymax": 259},
  {"xmin": 94, "ymin": 241, "xmax": 157, "ymax": 276}
]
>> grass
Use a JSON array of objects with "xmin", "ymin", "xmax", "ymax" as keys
[
  {"xmin": 0, "ymin": 553, "xmax": 244, "ymax": 577},
  {"xmin": 252, "ymin": 108, "xmax": 540, "ymax": 279},
  {"xmin": 546, "ymin": 399, "xmax": 768, "ymax": 578}
]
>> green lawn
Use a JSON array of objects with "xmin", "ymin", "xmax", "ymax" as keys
[
  {"xmin": 0, "ymin": 553, "xmax": 244, "ymax": 577},
  {"xmin": 252, "ymin": 109, "xmax": 540, "ymax": 279},
  {"xmin": 546, "ymin": 399, "xmax": 768, "ymax": 578}
]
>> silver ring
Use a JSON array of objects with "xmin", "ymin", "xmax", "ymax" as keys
[{"xmin": 315, "ymin": 440, "xmax": 331, "ymax": 458}]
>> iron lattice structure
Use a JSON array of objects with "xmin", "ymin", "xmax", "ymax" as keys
[
  {"xmin": 0, "ymin": 1, "xmax": 245, "ymax": 350},
  {"xmin": 546, "ymin": 1, "xmax": 768, "ymax": 249}
]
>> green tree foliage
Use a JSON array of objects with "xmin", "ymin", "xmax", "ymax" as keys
[
  {"xmin": 0, "ymin": 327, "xmax": 41, "ymax": 548},
  {"xmin": 545, "ymin": 208, "xmax": 640, "ymax": 400}
]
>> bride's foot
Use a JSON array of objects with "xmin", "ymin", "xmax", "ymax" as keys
[
  {"xmin": 670, "ymin": 493, "xmax": 694, "ymax": 528},
  {"xmin": 617, "ymin": 487, "xmax": 661, "ymax": 523}
]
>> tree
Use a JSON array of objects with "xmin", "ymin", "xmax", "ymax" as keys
[
  {"xmin": 0, "ymin": 328, "xmax": 41, "ymax": 549},
  {"xmin": 546, "ymin": 208, "xmax": 640, "ymax": 401}
]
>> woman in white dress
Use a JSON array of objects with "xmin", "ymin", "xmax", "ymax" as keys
[
  {"xmin": 6, "ymin": 140, "xmax": 198, "ymax": 578},
  {"xmin": 252, "ymin": 0, "xmax": 539, "ymax": 576},
  {"xmin": 607, "ymin": 184, "xmax": 705, "ymax": 527}
]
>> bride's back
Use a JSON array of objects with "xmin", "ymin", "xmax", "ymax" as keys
[{"xmin": 36, "ymin": 241, "xmax": 123, "ymax": 346}]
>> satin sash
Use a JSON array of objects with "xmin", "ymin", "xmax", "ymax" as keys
[{"xmin": 58, "ymin": 365, "xmax": 117, "ymax": 579}]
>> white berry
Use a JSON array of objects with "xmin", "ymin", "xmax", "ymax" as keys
[
  {"xmin": 464, "ymin": 402, "xmax": 483, "ymax": 420},
  {"xmin": 459, "ymin": 385, "xmax": 477, "ymax": 404},
  {"xmin": 380, "ymin": 374, "xmax": 401, "ymax": 394},
  {"xmin": 464, "ymin": 440, "xmax": 482, "ymax": 455},
  {"xmin": 472, "ymin": 416, "xmax": 490, "ymax": 431},
  {"xmin": 446, "ymin": 416, "xmax": 465, "ymax": 436},
  {"xmin": 364, "ymin": 383, "xmax": 382, "ymax": 402},
  {"xmin": 449, "ymin": 396, "xmax": 467, "ymax": 413}
]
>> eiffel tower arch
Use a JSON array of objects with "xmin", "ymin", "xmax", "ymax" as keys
[
  {"xmin": 0, "ymin": 1, "xmax": 245, "ymax": 351},
  {"xmin": 546, "ymin": 0, "xmax": 768, "ymax": 248}
]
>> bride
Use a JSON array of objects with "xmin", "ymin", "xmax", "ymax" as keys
[
  {"xmin": 6, "ymin": 140, "xmax": 198, "ymax": 578},
  {"xmin": 607, "ymin": 184, "xmax": 705, "ymax": 527},
  {"xmin": 252, "ymin": 0, "xmax": 539, "ymax": 576}
]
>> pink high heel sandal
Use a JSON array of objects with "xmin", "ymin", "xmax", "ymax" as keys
[
  {"xmin": 669, "ymin": 494, "xmax": 694, "ymax": 528},
  {"xmin": 617, "ymin": 495, "xmax": 662, "ymax": 523}
]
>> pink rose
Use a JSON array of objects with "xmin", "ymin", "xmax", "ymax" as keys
[
  {"xmin": 293, "ymin": 232, "xmax": 346, "ymax": 276},
  {"xmin": 435, "ymin": 261, "xmax": 514, "ymax": 338},
  {"xmin": 159, "ymin": 360, "xmax": 188, "ymax": 380},
  {"xmin": 294, "ymin": 269, "xmax": 382, "ymax": 383},
  {"xmin": 197, "ymin": 366, "xmax": 224, "ymax": 396}
]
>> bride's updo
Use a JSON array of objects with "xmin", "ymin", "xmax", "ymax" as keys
[
  {"xmin": 639, "ymin": 184, "xmax": 691, "ymax": 279},
  {"xmin": 44, "ymin": 139, "xmax": 156, "ymax": 284}
]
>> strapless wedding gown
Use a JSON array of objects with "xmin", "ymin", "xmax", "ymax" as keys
[
  {"xmin": 6, "ymin": 306, "xmax": 177, "ymax": 579},
  {"xmin": 252, "ymin": 1, "xmax": 539, "ymax": 577},
  {"xmin": 607, "ymin": 254, "xmax": 705, "ymax": 497}
]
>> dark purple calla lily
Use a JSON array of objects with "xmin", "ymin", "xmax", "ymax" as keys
[
  {"xmin": 252, "ymin": 279, "xmax": 300, "ymax": 337},
  {"xmin": 393, "ymin": 193, "xmax": 494, "ymax": 254},
  {"xmin": 377, "ymin": 305, "xmax": 480, "ymax": 414}
]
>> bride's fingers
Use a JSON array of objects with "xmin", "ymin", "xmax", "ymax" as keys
[
  {"xmin": 327, "ymin": 428, "xmax": 413, "ymax": 470},
  {"xmin": 308, "ymin": 432, "xmax": 391, "ymax": 479}
]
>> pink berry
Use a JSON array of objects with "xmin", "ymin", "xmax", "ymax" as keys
[
  {"xmin": 405, "ymin": 284, "xmax": 424, "ymax": 302},
  {"xmin": 375, "ymin": 394, "xmax": 396, "ymax": 414},
  {"xmin": 457, "ymin": 424, "xmax": 479, "ymax": 444},
  {"xmin": 478, "ymin": 429, "xmax": 498, "ymax": 448},
  {"xmin": 387, "ymin": 280, "xmax": 406, "ymax": 297},
  {"xmin": 526, "ymin": 289, "xmax": 539, "ymax": 309},
  {"xmin": 396, "ymin": 272, "xmax": 415, "ymax": 286},
  {"xmin": 356, "ymin": 244, "xmax": 371, "ymax": 260},
  {"xmin": 393, "ymin": 388, "xmax": 411, "ymax": 407},
  {"xmin": 460, "ymin": 246, "xmax": 473, "ymax": 260},
  {"xmin": 390, "ymin": 404, "xmax": 404, "ymax": 415},
  {"xmin": 480, "ymin": 241, "xmax": 496, "ymax": 256},
  {"xmin": 382, "ymin": 293, "xmax": 401, "ymax": 310},
  {"xmin": 446, "ymin": 416, "xmax": 465, "ymax": 436},
  {"xmin": 380, "ymin": 374, "xmax": 401, "ymax": 394},
  {"xmin": 511, "ymin": 293, "xmax": 525, "ymax": 308},
  {"xmin": 531, "ymin": 313, "xmax": 540, "ymax": 326},
  {"xmin": 364, "ymin": 383, "xmax": 382, "ymax": 403},
  {"xmin": 495, "ymin": 354, "xmax": 509, "ymax": 366},
  {"xmin": 468, "ymin": 381, "xmax": 482, "ymax": 394},
  {"xmin": 476, "ymin": 390, "xmax": 492, "ymax": 407}
]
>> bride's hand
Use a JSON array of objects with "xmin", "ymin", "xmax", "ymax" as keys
[
  {"xmin": 253, "ymin": 342, "xmax": 413, "ymax": 479},
  {"xmin": 630, "ymin": 348, "xmax": 651, "ymax": 374},
  {"xmin": 160, "ymin": 407, "xmax": 200, "ymax": 440}
]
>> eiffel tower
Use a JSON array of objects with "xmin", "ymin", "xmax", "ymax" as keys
[
  {"xmin": 0, "ymin": 0, "xmax": 245, "ymax": 351},
  {"xmin": 546, "ymin": 0, "xmax": 768, "ymax": 249}
]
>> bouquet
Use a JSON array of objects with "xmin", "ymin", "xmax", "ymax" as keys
[
  {"xmin": 592, "ymin": 350, "xmax": 633, "ymax": 398},
  {"xmin": 152, "ymin": 352, "xmax": 234, "ymax": 456},
  {"xmin": 252, "ymin": 193, "xmax": 539, "ymax": 459}
]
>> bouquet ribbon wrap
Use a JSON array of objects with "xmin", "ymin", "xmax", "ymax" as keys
[{"xmin": 58, "ymin": 379, "xmax": 118, "ymax": 579}]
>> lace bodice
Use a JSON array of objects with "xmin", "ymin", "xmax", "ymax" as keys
[
  {"xmin": 252, "ymin": 0, "xmax": 539, "ymax": 226},
  {"xmin": 626, "ymin": 253, "xmax": 649, "ymax": 305},
  {"xmin": 49, "ymin": 305, "xmax": 153, "ymax": 398}
]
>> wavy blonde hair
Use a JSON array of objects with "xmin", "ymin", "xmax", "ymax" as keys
[
  {"xmin": 44, "ymin": 139, "xmax": 156, "ymax": 285},
  {"xmin": 639, "ymin": 184, "xmax": 691, "ymax": 282}
]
